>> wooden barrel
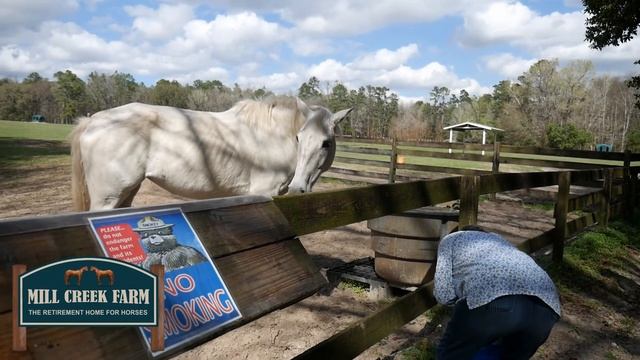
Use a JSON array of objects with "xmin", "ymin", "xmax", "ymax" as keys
[{"xmin": 367, "ymin": 207, "xmax": 458, "ymax": 286}]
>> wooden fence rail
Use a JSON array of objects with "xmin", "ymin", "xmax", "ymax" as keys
[{"xmin": 331, "ymin": 138, "xmax": 640, "ymax": 186}]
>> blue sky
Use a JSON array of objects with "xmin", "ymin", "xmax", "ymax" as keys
[{"xmin": 1, "ymin": 0, "xmax": 638, "ymax": 101}]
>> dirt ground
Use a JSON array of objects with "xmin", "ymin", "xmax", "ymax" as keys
[{"xmin": 1, "ymin": 152, "xmax": 638, "ymax": 359}]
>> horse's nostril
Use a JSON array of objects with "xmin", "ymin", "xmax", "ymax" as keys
[{"xmin": 300, "ymin": 189, "xmax": 305, "ymax": 193}]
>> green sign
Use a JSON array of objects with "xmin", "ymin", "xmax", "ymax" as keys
[{"xmin": 19, "ymin": 257, "xmax": 157, "ymax": 326}]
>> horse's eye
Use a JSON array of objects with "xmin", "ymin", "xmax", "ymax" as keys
[{"xmin": 321, "ymin": 140, "xmax": 331, "ymax": 148}]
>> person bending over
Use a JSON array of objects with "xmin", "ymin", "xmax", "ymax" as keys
[{"xmin": 434, "ymin": 225, "xmax": 561, "ymax": 360}]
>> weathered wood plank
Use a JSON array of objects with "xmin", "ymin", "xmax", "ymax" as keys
[
  {"xmin": 459, "ymin": 176, "xmax": 479, "ymax": 227},
  {"xmin": 293, "ymin": 283, "xmax": 437, "ymax": 360},
  {"xmin": 500, "ymin": 156, "xmax": 606, "ymax": 169},
  {"xmin": 0, "ymin": 196, "xmax": 270, "ymax": 236},
  {"xmin": 0, "ymin": 312, "xmax": 145, "ymax": 360},
  {"xmin": 12, "ymin": 265, "xmax": 26, "ymax": 352},
  {"xmin": 327, "ymin": 167, "xmax": 389, "ymax": 181},
  {"xmin": 397, "ymin": 141, "xmax": 493, "ymax": 151},
  {"xmin": 273, "ymin": 178, "xmax": 461, "ymax": 236},
  {"xmin": 501, "ymin": 145, "xmax": 626, "ymax": 161},
  {"xmin": 553, "ymin": 172, "xmax": 570, "ymax": 263},
  {"xmin": 333, "ymin": 156, "xmax": 390, "ymax": 168},
  {"xmin": 516, "ymin": 213, "xmax": 595, "ymax": 254},
  {"xmin": 336, "ymin": 137, "xmax": 389, "ymax": 145},
  {"xmin": 477, "ymin": 172, "xmax": 560, "ymax": 194},
  {"xmin": 396, "ymin": 163, "xmax": 489, "ymax": 176},
  {"xmin": 396, "ymin": 148, "xmax": 492, "ymax": 162},
  {"xmin": 599, "ymin": 169, "xmax": 614, "ymax": 228},
  {"xmin": 335, "ymin": 145, "xmax": 392, "ymax": 156},
  {"xmin": 215, "ymin": 239, "xmax": 325, "ymax": 317},
  {"xmin": 388, "ymin": 138, "xmax": 398, "ymax": 184},
  {"xmin": 567, "ymin": 190, "xmax": 603, "ymax": 213}
]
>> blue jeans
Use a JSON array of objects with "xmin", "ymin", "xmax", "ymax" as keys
[{"xmin": 437, "ymin": 295, "xmax": 559, "ymax": 360}]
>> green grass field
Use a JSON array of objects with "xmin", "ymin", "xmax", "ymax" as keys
[
  {"xmin": 0, "ymin": 120, "xmax": 74, "ymax": 141},
  {"xmin": 0, "ymin": 120, "xmax": 74, "ymax": 166}
]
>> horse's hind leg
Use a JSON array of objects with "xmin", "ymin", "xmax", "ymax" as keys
[
  {"xmin": 86, "ymin": 166, "xmax": 145, "ymax": 210},
  {"xmin": 118, "ymin": 183, "xmax": 141, "ymax": 208}
]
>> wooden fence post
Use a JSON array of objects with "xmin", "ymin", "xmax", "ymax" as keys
[
  {"xmin": 490, "ymin": 141, "xmax": 501, "ymax": 200},
  {"xmin": 459, "ymin": 176, "xmax": 479, "ymax": 228},
  {"xmin": 388, "ymin": 138, "xmax": 398, "ymax": 184},
  {"xmin": 12, "ymin": 264, "xmax": 27, "ymax": 352},
  {"xmin": 623, "ymin": 150, "xmax": 633, "ymax": 221},
  {"xmin": 553, "ymin": 172, "xmax": 570, "ymax": 264},
  {"xmin": 599, "ymin": 168, "xmax": 614, "ymax": 228},
  {"xmin": 151, "ymin": 264, "xmax": 165, "ymax": 352}
]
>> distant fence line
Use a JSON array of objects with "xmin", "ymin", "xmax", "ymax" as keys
[{"xmin": 326, "ymin": 137, "xmax": 640, "ymax": 186}]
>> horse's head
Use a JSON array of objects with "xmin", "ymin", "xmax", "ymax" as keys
[
  {"xmin": 89, "ymin": 266, "xmax": 96, "ymax": 272},
  {"xmin": 82, "ymin": 266, "xmax": 89, "ymax": 272},
  {"xmin": 288, "ymin": 99, "xmax": 352, "ymax": 194}
]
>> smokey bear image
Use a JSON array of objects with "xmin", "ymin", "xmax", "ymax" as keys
[{"xmin": 133, "ymin": 216, "xmax": 207, "ymax": 272}]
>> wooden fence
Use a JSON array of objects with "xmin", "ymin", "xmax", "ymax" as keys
[
  {"xmin": 1, "ymin": 160, "xmax": 639, "ymax": 359},
  {"xmin": 284, "ymin": 165, "xmax": 639, "ymax": 359},
  {"xmin": 326, "ymin": 137, "xmax": 640, "ymax": 185}
]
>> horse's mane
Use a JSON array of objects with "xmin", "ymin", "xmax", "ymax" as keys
[{"xmin": 229, "ymin": 96, "xmax": 306, "ymax": 137}]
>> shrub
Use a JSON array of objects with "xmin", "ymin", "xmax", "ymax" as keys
[{"xmin": 546, "ymin": 123, "xmax": 593, "ymax": 149}]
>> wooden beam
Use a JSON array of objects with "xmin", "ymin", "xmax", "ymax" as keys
[
  {"xmin": 500, "ymin": 145, "xmax": 627, "ymax": 161},
  {"xmin": 623, "ymin": 150, "xmax": 633, "ymax": 221},
  {"xmin": 335, "ymin": 145, "xmax": 392, "ymax": 156},
  {"xmin": 326, "ymin": 167, "xmax": 421, "ymax": 182},
  {"xmin": 12, "ymin": 264, "xmax": 26, "ymax": 352},
  {"xmin": 500, "ymin": 156, "xmax": 607, "ymax": 170},
  {"xmin": 567, "ymin": 190, "xmax": 602, "ymax": 213},
  {"xmin": 333, "ymin": 156, "xmax": 390, "ymax": 169},
  {"xmin": 273, "ymin": 178, "xmax": 461, "ymax": 236},
  {"xmin": 150, "ymin": 264, "xmax": 165, "ymax": 352},
  {"xmin": 336, "ymin": 137, "xmax": 389, "ymax": 145},
  {"xmin": 396, "ymin": 163, "xmax": 489, "ymax": 176},
  {"xmin": 459, "ymin": 176, "xmax": 480, "ymax": 227},
  {"xmin": 599, "ymin": 169, "xmax": 614, "ymax": 228},
  {"xmin": 490, "ymin": 141, "xmax": 501, "ymax": 200},
  {"xmin": 553, "ymin": 172, "xmax": 570, "ymax": 264},
  {"xmin": 293, "ymin": 283, "xmax": 436, "ymax": 360},
  {"xmin": 395, "ymin": 148, "xmax": 491, "ymax": 162},
  {"xmin": 388, "ymin": 138, "xmax": 398, "ymax": 184}
]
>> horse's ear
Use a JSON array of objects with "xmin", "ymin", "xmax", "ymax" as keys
[
  {"xmin": 296, "ymin": 97, "xmax": 311, "ymax": 118},
  {"xmin": 330, "ymin": 108, "xmax": 352, "ymax": 128}
]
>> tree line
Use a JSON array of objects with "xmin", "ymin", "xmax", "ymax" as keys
[{"xmin": 0, "ymin": 59, "xmax": 639, "ymax": 151}]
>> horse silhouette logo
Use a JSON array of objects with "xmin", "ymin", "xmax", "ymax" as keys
[
  {"xmin": 64, "ymin": 266, "xmax": 88, "ymax": 286},
  {"xmin": 91, "ymin": 266, "xmax": 114, "ymax": 286}
]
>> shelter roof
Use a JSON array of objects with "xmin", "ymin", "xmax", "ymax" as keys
[{"xmin": 443, "ymin": 121, "xmax": 503, "ymax": 132}]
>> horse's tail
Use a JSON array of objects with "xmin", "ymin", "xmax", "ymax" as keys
[{"xmin": 70, "ymin": 117, "xmax": 91, "ymax": 211}]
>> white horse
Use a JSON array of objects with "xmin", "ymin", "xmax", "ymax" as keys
[{"xmin": 71, "ymin": 97, "xmax": 351, "ymax": 210}]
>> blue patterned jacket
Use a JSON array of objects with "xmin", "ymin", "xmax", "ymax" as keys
[{"xmin": 434, "ymin": 230, "xmax": 561, "ymax": 316}]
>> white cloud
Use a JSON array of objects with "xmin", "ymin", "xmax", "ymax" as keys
[
  {"xmin": 463, "ymin": 1, "xmax": 640, "ymax": 77},
  {"xmin": 484, "ymin": 53, "xmax": 537, "ymax": 78},
  {"xmin": 0, "ymin": 0, "xmax": 78, "ymax": 35},
  {"xmin": 237, "ymin": 72, "xmax": 302, "ymax": 91},
  {"xmin": 125, "ymin": 4, "xmax": 194, "ymax": 41},
  {"xmin": 352, "ymin": 44, "xmax": 419, "ymax": 70},
  {"xmin": 306, "ymin": 49, "xmax": 490, "ymax": 96},
  {"xmin": 461, "ymin": 1, "xmax": 584, "ymax": 50},
  {"xmin": 279, "ymin": 0, "xmax": 486, "ymax": 36},
  {"xmin": 166, "ymin": 12, "xmax": 286, "ymax": 63}
]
